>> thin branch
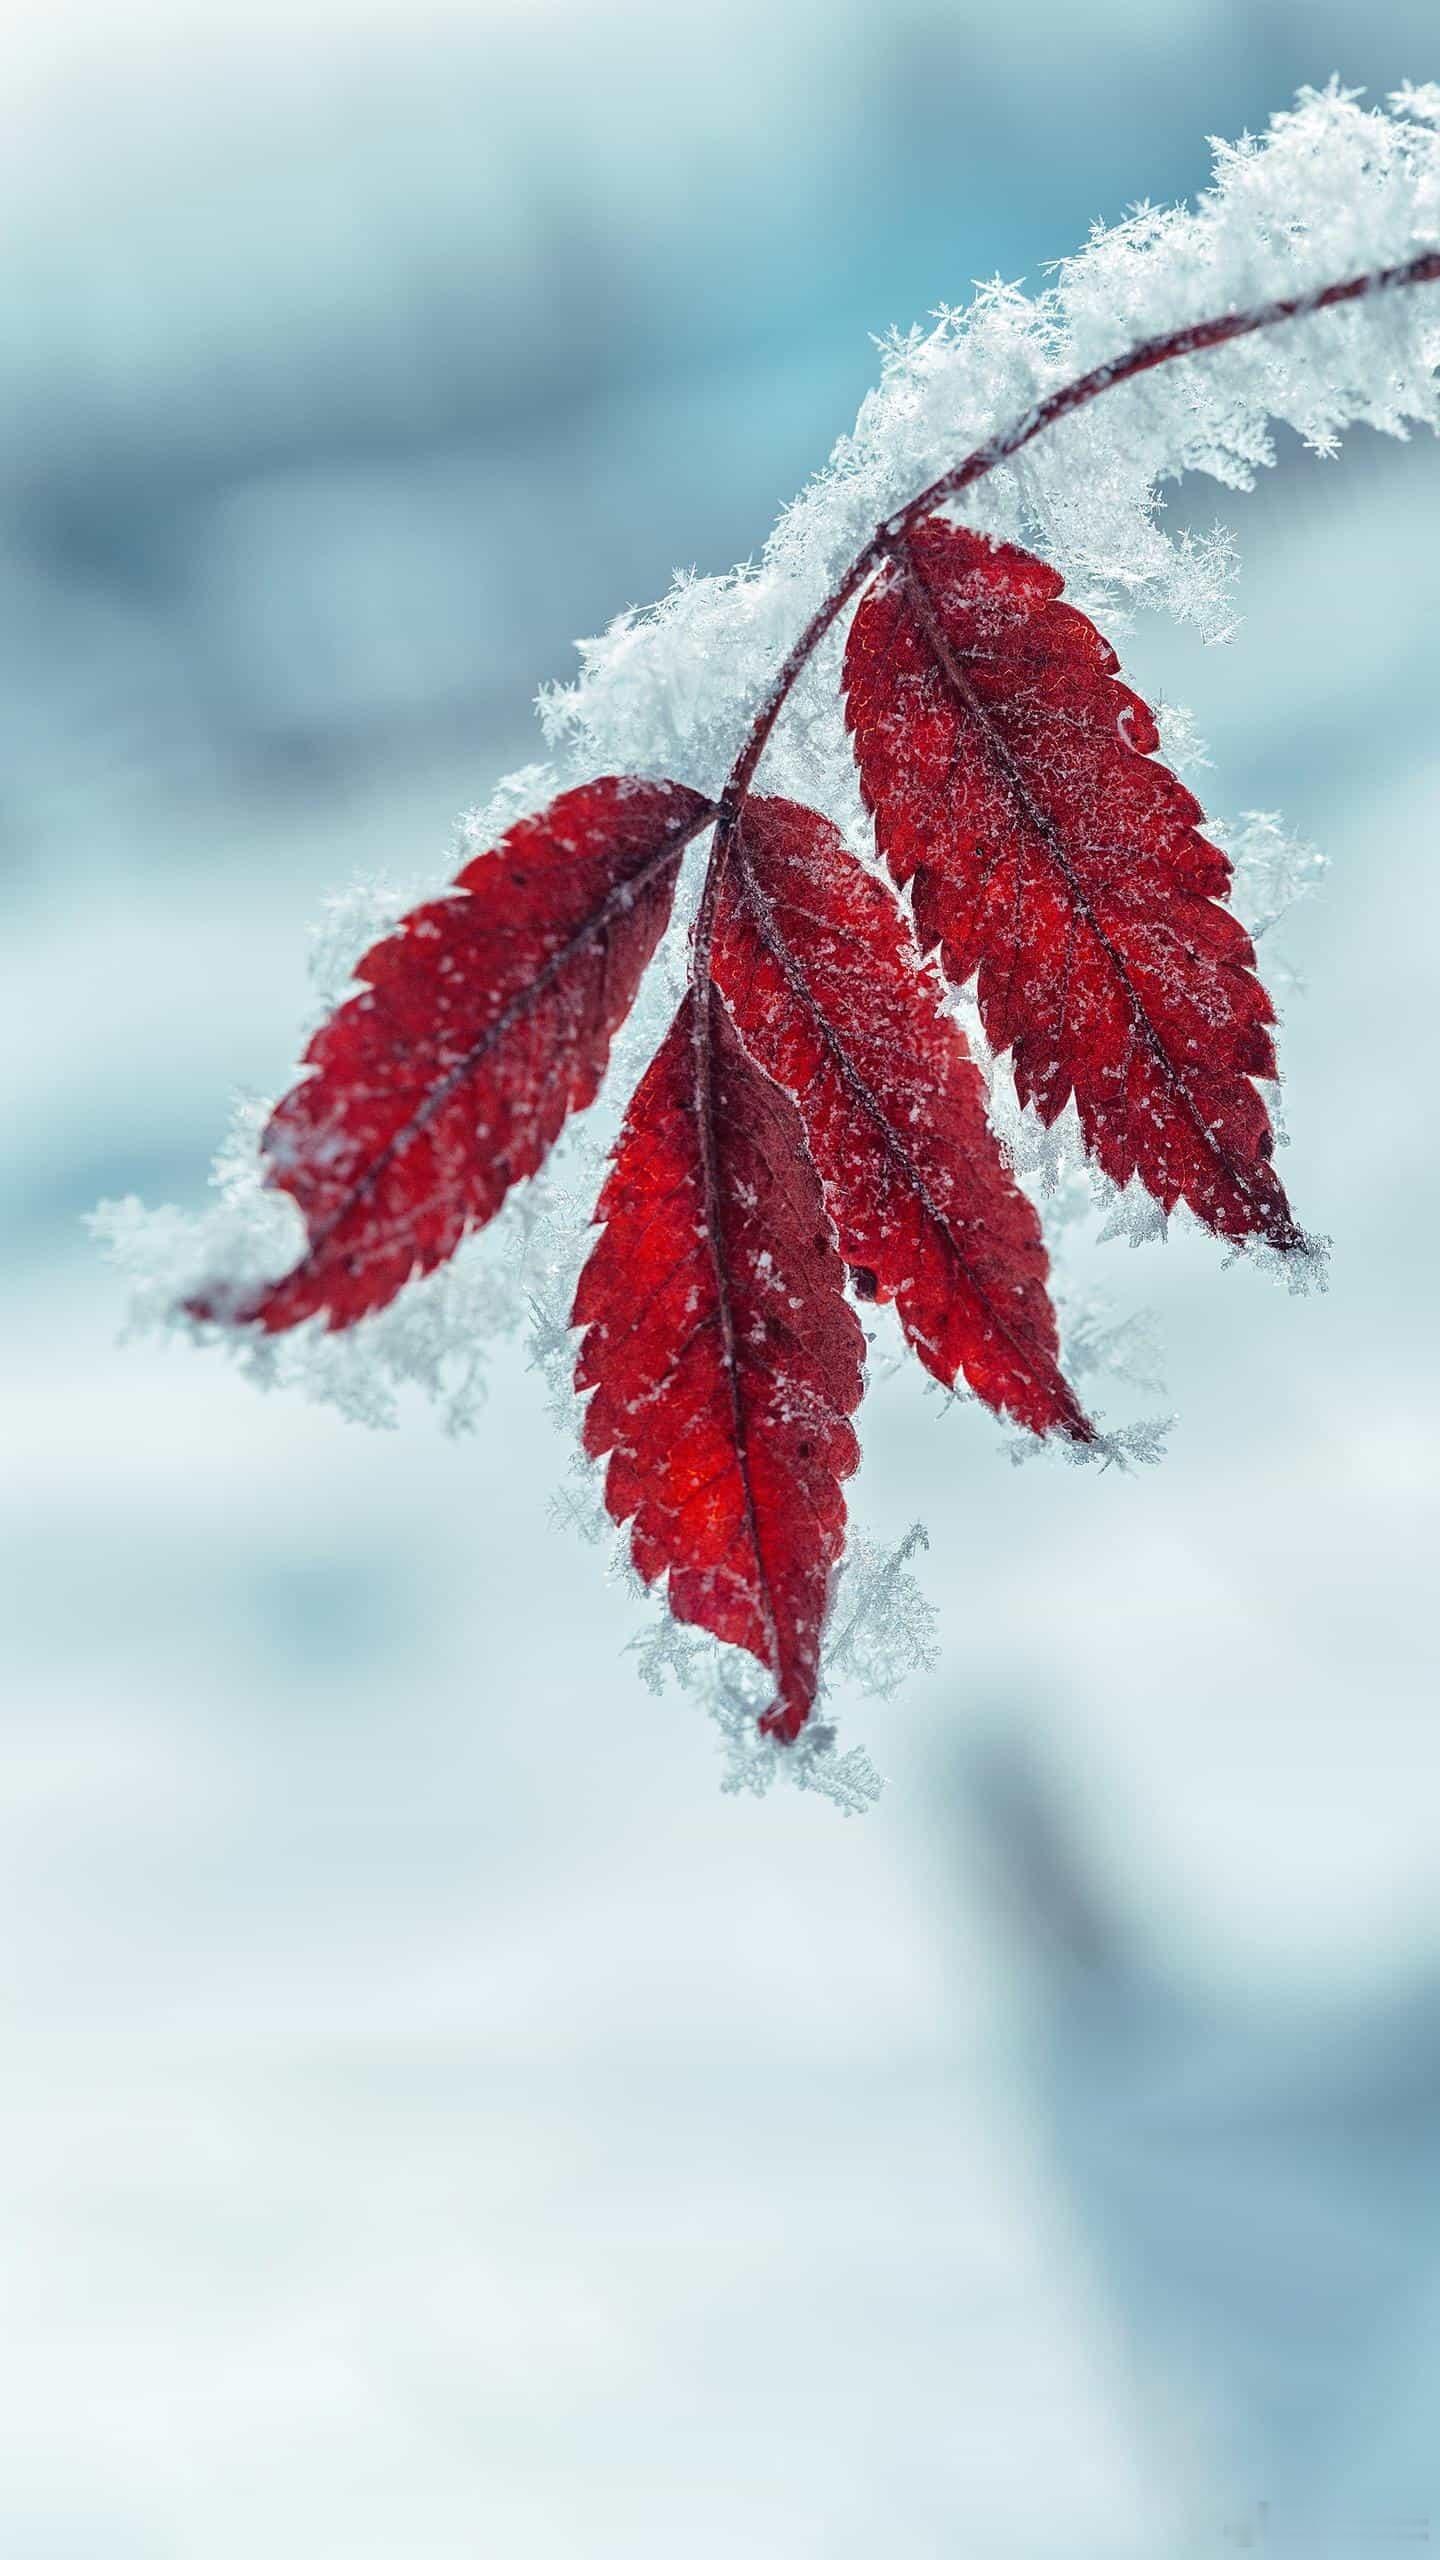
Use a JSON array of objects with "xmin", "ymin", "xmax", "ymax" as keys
[{"xmin": 688, "ymin": 245, "xmax": 1440, "ymax": 985}]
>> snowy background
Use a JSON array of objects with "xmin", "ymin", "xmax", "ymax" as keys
[{"xmin": 6, "ymin": 2, "xmax": 1440, "ymax": 2552}]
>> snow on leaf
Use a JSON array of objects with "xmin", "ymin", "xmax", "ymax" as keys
[
  {"xmin": 844, "ymin": 519, "xmax": 1309, "ymax": 1257},
  {"xmin": 572, "ymin": 987, "xmax": 864, "ymax": 1745},
  {"xmin": 712, "ymin": 795, "xmax": 1091, "ymax": 1441},
  {"xmin": 189, "ymin": 779, "xmax": 712, "ymax": 1332}
]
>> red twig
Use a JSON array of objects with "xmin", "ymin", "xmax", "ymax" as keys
[{"xmin": 689, "ymin": 245, "xmax": 1440, "ymax": 985}]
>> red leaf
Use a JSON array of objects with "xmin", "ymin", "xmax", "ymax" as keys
[
  {"xmin": 572, "ymin": 986, "xmax": 865, "ymax": 1743},
  {"xmin": 844, "ymin": 518, "xmax": 1305, "ymax": 1253},
  {"xmin": 196, "ymin": 779, "xmax": 711, "ymax": 1330},
  {"xmin": 712, "ymin": 796, "xmax": 1090, "ymax": 1441}
]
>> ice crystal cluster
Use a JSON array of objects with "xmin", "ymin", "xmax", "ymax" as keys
[{"xmin": 97, "ymin": 87, "xmax": 1440, "ymax": 1802}]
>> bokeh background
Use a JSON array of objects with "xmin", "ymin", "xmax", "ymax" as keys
[{"xmin": 6, "ymin": 3, "xmax": 1440, "ymax": 2552}]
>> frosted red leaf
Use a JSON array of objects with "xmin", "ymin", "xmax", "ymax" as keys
[
  {"xmin": 712, "ymin": 795, "xmax": 1090, "ymax": 1441},
  {"xmin": 844, "ymin": 518, "xmax": 1305, "ymax": 1252},
  {"xmin": 572, "ymin": 986, "xmax": 865, "ymax": 1743},
  {"xmin": 194, "ymin": 778, "xmax": 711, "ymax": 1330}
]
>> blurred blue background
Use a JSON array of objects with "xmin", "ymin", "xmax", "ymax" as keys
[{"xmin": 5, "ymin": 2, "xmax": 1440, "ymax": 2551}]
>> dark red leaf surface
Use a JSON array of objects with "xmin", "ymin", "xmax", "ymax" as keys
[
  {"xmin": 199, "ymin": 778, "xmax": 710, "ymax": 1330},
  {"xmin": 712, "ymin": 796, "xmax": 1090, "ymax": 1441},
  {"xmin": 844, "ymin": 518, "xmax": 1305, "ymax": 1252},
  {"xmin": 572, "ymin": 986, "xmax": 865, "ymax": 1743}
]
